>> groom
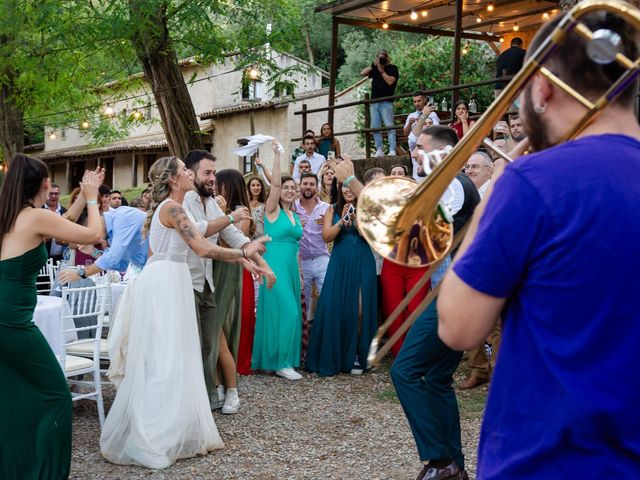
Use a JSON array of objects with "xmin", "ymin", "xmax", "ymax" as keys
[{"xmin": 183, "ymin": 150, "xmax": 273, "ymax": 413}]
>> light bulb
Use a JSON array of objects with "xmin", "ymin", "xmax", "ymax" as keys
[
  {"xmin": 462, "ymin": 45, "xmax": 469, "ymax": 55},
  {"xmin": 81, "ymin": 120, "xmax": 90, "ymax": 129},
  {"xmin": 487, "ymin": 2, "xmax": 494, "ymax": 12},
  {"xmin": 410, "ymin": 10, "xmax": 418, "ymax": 20},
  {"xmin": 542, "ymin": 11, "xmax": 549, "ymax": 20},
  {"xmin": 513, "ymin": 22, "xmax": 519, "ymax": 32},
  {"xmin": 248, "ymin": 67, "xmax": 260, "ymax": 80},
  {"xmin": 421, "ymin": 10, "xmax": 428, "ymax": 17},
  {"xmin": 499, "ymin": 37, "xmax": 505, "ymax": 43},
  {"xmin": 133, "ymin": 110, "xmax": 142, "ymax": 120},
  {"xmin": 382, "ymin": 22, "xmax": 389, "ymax": 29},
  {"xmin": 49, "ymin": 132, "xmax": 56, "ymax": 140},
  {"xmin": 476, "ymin": 15, "xmax": 482, "ymax": 23},
  {"xmin": 104, "ymin": 105, "xmax": 114, "ymax": 116}
]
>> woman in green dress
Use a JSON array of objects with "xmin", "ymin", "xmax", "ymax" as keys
[
  {"xmin": 252, "ymin": 140, "xmax": 304, "ymax": 380},
  {"xmin": 0, "ymin": 154, "xmax": 105, "ymax": 479}
]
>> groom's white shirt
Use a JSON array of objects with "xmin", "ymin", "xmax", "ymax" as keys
[{"xmin": 183, "ymin": 190, "xmax": 249, "ymax": 293}]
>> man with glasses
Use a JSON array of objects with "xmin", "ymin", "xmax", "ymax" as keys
[{"xmin": 464, "ymin": 152, "xmax": 493, "ymax": 199}]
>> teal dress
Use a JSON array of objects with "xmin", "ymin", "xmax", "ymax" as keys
[
  {"xmin": 252, "ymin": 208, "xmax": 303, "ymax": 370},
  {"xmin": 0, "ymin": 244, "xmax": 72, "ymax": 479},
  {"xmin": 305, "ymin": 209, "xmax": 378, "ymax": 376}
]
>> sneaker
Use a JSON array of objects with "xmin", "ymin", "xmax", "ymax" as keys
[
  {"xmin": 275, "ymin": 368, "xmax": 302, "ymax": 380},
  {"xmin": 373, "ymin": 149, "xmax": 384, "ymax": 158},
  {"xmin": 221, "ymin": 388, "xmax": 240, "ymax": 414},
  {"xmin": 209, "ymin": 385, "xmax": 225, "ymax": 410},
  {"xmin": 388, "ymin": 150, "xmax": 397, "ymax": 156},
  {"xmin": 350, "ymin": 360, "xmax": 364, "ymax": 375}
]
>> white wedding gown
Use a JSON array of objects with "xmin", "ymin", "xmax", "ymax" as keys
[{"xmin": 101, "ymin": 199, "xmax": 224, "ymax": 469}]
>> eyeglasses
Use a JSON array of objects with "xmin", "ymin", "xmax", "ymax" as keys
[{"xmin": 464, "ymin": 164, "xmax": 482, "ymax": 171}]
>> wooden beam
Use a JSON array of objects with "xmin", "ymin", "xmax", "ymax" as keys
[
  {"xmin": 325, "ymin": 0, "xmax": 381, "ymax": 16},
  {"xmin": 336, "ymin": 17, "xmax": 500, "ymax": 42},
  {"xmin": 328, "ymin": 17, "xmax": 340, "ymax": 125},
  {"xmin": 419, "ymin": 0, "xmax": 516, "ymax": 28},
  {"xmin": 452, "ymin": 0, "xmax": 463, "ymax": 106},
  {"xmin": 131, "ymin": 153, "xmax": 138, "ymax": 187}
]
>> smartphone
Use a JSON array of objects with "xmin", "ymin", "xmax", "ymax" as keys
[
  {"xmin": 328, "ymin": 151, "xmax": 336, "ymax": 161},
  {"xmin": 427, "ymin": 96, "xmax": 435, "ymax": 106}
]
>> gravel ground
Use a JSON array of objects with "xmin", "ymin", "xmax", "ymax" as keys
[{"xmin": 70, "ymin": 360, "xmax": 486, "ymax": 480}]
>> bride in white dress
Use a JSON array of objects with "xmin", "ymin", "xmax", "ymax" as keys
[{"xmin": 101, "ymin": 156, "xmax": 268, "ymax": 469}]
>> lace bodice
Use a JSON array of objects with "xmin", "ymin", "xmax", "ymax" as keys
[{"xmin": 149, "ymin": 199, "xmax": 191, "ymax": 258}]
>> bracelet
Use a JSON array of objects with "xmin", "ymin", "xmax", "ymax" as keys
[
  {"xmin": 91, "ymin": 249, "xmax": 103, "ymax": 259},
  {"xmin": 228, "ymin": 214, "xmax": 235, "ymax": 224},
  {"xmin": 343, "ymin": 175, "xmax": 356, "ymax": 188},
  {"xmin": 86, "ymin": 199, "xmax": 98, "ymax": 206}
]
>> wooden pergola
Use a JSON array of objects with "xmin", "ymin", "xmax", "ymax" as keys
[{"xmin": 316, "ymin": 0, "xmax": 561, "ymax": 123}]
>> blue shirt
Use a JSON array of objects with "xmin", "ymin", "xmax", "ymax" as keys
[
  {"xmin": 95, "ymin": 207, "xmax": 148, "ymax": 272},
  {"xmin": 453, "ymin": 135, "xmax": 640, "ymax": 479}
]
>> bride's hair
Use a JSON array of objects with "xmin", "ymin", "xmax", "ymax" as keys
[{"xmin": 143, "ymin": 156, "xmax": 179, "ymax": 237}]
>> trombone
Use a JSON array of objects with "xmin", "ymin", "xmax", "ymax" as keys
[{"xmin": 357, "ymin": 0, "xmax": 640, "ymax": 368}]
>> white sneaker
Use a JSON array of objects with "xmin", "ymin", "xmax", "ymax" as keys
[
  {"xmin": 389, "ymin": 150, "xmax": 397, "ymax": 156},
  {"xmin": 275, "ymin": 368, "xmax": 302, "ymax": 381},
  {"xmin": 217, "ymin": 385, "xmax": 225, "ymax": 403},
  {"xmin": 350, "ymin": 360, "xmax": 364, "ymax": 375},
  {"xmin": 221, "ymin": 388, "xmax": 240, "ymax": 414},
  {"xmin": 373, "ymin": 149, "xmax": 384, "ymax": 158}
]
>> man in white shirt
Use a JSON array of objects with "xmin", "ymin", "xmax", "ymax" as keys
[
  {"xmin": 405, "ymin": 94, "xmax": 441, "ymax": 181},
  {"xmin": 183, "ymin": 150, "xmax": 273, "ymax": 413},
  {"xmin": 293, "ymin": 134, "xmax": 325, "ymax": 181}
]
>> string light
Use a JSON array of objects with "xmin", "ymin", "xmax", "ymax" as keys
[
  {"xmin": 81, "ymin": 120, "xmax": 90, "ymax": 129},
  {"xmin": 476, "ymin": 15, "xmax": 482, "ymax": 24},
  {"xmin": 542, "ymin": 11, "xmax": 550, "ymax": 20},
  {"xmin": 410, "ymin": 10, "xmax": 418, "ymax": 20},
  {"xmin": 499, "ymin": 36, "xmax": 505, "ymax": 43},
  {"xmin": 462, "ymin": 44, "xmax": 470, "ymax": 55},
  {"xmin": 487, "ymin": 2, "xmax": 494, "ymax": 12},
  {"xmin": 103, "ymin": 105, "xmax": 114, "ymax": 116},
  {"xmin": 513, "ymin": 22, "xmax": 519, "ymax": 32},
  {"xmin": 421, "ymin": 10, "xmax": 428, "ymax": 17},
  {"xmin": 132, "ymin": 110, "xmax": 142, "ymax": 120},
  {"xmin": 48, "ymin": 132, "xmax": 56, "ymax": 140},
  {"xmin": 248, "ymin": 67, "xmax": 260, "ymax": 80},
  {"xmin": 382, "ymin": 22, "xmax": 389, "ymax": 29}
]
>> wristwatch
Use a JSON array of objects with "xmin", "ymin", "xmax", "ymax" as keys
[{"xmin": 78, "ymin": 267, "xmax": 87, "ymax": 279}]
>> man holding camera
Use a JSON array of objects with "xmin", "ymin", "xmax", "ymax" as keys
[{"xmin": 361, "ymin": 50, "xmax": 399, "ymax": 157}]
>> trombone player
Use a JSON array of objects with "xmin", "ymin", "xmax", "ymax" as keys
[{"xmin": 439, "ymin": 7, "xmax": 640, "ymax": 479}]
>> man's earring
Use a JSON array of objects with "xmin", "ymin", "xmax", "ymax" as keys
[{"xmin": 534, "ymin": 103, "xmax": 547, "ymax": 114}]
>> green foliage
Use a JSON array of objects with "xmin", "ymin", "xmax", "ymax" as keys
[{"xmin": 392, "ymin": 37, "xmax": 495, "ymax": 114}]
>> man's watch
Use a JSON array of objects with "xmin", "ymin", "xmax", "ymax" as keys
[{"xmin": 78, "ymin": 267, "xmax": 87, "ymax": 279}]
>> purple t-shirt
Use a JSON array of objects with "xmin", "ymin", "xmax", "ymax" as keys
[{"xmin": 453, "ymin": 134, "xmax": 640, "ymax": 479}]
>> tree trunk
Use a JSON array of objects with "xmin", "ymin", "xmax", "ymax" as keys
[
  {"xmin": 129, "ymin": 0, "xmax": 203, "ymax": 159},
  {"xmin": 0, "ymin": 79, "xmax": 24, "ymax": 165},
  {"xmin": 303, "ymin": 26, "xmax": 315, "ymax": 66}
]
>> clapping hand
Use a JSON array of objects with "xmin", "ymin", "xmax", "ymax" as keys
[
  {"xmin": 327, "ymin": 153, "xmax": 354, "ymax": 183},
  {"xmin": 80, "ymin": 166, "xmax": 105, "ymax": 201}
]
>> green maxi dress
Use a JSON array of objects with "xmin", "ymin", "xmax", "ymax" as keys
[
  {"xmin": 252, "ymin": 208, "xmax": 303, "ymax": 371},
  {"xmin": 0, "ymin": 244, "xmax": 72, "ymax": 479}
]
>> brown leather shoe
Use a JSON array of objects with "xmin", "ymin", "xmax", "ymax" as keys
[
  {"xmin": 416, "ymin": 461, "xmax": 463, "ymax": 480},
  {"xmin": 459, "ymin": 375, "xmax": 489, "ymax": 390}
]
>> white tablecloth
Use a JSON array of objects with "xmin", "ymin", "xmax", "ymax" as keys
[
  {"xmin": 33, "ymin": 295, "xmax": 76, "ymax": 364},
  {"xmin": 110, "ymin": 282, "xmax": 127, "ymax": 315}
]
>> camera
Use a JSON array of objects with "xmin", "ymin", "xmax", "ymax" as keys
[{"xmin": 378, "ymin": 57, "xmax": 388, "ymax": 66}]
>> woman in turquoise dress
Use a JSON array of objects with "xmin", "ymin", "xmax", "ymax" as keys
[
  {"xmin": 0, "ymin": 154, "xmax": 105, "ymax": 479},
  {"xmin": 252, "ymin": 140, "xmax": 304, "ymax": 381},
  {"xmin": 305, "ymin": 179, "xmax": 378, "ymax": 377}
]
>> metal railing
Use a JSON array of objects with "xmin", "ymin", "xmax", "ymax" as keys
[{"xmin": 293, "ymin": 76, "xmax": 513, "ymax": 158}]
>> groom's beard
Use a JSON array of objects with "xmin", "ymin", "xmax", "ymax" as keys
[{"xmin": 194, "ymin": 178, "xmax": 213, "ymax": 198}]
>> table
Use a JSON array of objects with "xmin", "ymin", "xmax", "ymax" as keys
[
  {"xmin": 33, "ymin": 295, "xmax": 76, "ymax": 364},
  {"xmin": 110, "ymin": 282, "xmax": 127, "ymax": 315}
]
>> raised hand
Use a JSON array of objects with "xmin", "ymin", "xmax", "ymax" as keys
[
  {"xmin": 328, "ymin": 153, "xmax": 354, "ymax": 183},
  {"xmin": 80, "ymin": 167, "xmax": 104, "ymax": 201},
  {"xmin": 254, "ymin": 157, "xmax": 263, "ymax": 166},
  {"xmin": 457, "ymin": 110, "xmax": 469, "ymax": 124}
]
